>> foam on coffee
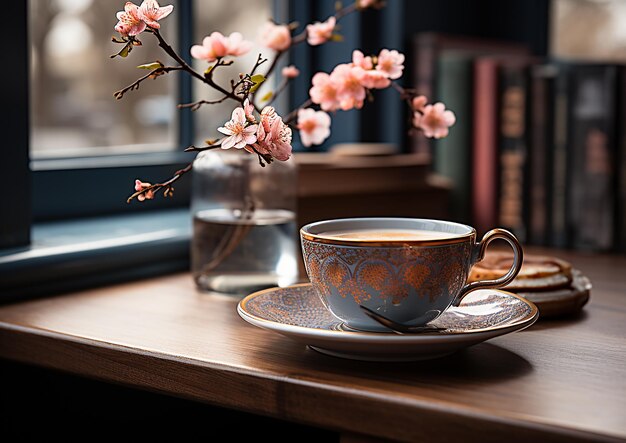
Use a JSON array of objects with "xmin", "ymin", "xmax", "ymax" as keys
[{"xmin": 317, "ymin": 228, "xmax": 464, "ymax": 241}]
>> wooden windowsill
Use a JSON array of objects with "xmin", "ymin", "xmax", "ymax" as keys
[{"xmin": 0, "ymin": 247, "xmax": 624, "ymax": 442}]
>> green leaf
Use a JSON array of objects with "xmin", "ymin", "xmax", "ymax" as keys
[
  {"xmin": 250, "ymin": 74, "xmax": 265, "ymax": 83},
  {"xmin": 260, "ymin": 91, "xmax": 273, "ymax": 102},
  {"xmin": 249, "ymin": 74, "xmax": 266, "ymax": 93},
  {"xmin": 137, "ymin": 61, "xmax": 163, "ymax": 70},
  {"xmin": 119, "ymin": 44, "xmax": 132, "ymax": 58},
  {"xmin": 204, "ymin": 65, "xmax": 214, "ymax": 75}
]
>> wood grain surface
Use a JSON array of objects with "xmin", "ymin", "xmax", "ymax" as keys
[{"xmin": 0, "ymin": 247, "xmax": 624, "ymax": 443}]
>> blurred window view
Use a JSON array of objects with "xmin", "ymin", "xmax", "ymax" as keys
[
  {"xmin": 551, "ymin": 0, "xmax": 626, "ymax": 61},
  {"xmin": 29, "ymin": 0, "xmax": 179, "ymax": 158},
  {"xmin": 29, "ymin": 0, "xmax": 272, "ymax": 159}
]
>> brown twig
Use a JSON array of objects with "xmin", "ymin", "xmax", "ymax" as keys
[
  {"xmin": 113, "ymin": 65, "xmax": 183, "ymax": 99},
  {"xmin": 127, "ymin": 162, "xmax": 193, "ymax": 203},
  {"xmin": 267, "ymin": 78, "xmax": 289, "ymax": 105},
  {"xmin": 177, "ymin": 97, "xmax": 230, "ymax": 111},
  {"xmin": 248, "ymin": 145, "xmax": 273, "ymax": 167},
  {"xmin": 249, "ymin": 53, "xmax": 268, "ymax": 76},
  {"xmin": 283, "ymin": 98, "xmax": 312, "ymax": 124},
  {"xmin": 184, "ymin": 143, "xmax": 223, "ymax": 152}
]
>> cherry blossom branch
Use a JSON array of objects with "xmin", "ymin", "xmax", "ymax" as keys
[
  {"xmin": 288, "ymin": 2, "xmax": 357, "ymax": 47},
  {"xmin": 184, "ymin": 143, "xmax": 222, "ymax": 152},
  {"xmin": 267, "ymin": 78, "xmax": 289, "ymax": 105},
  {"xmin": 249, "ymin": 53, "xmax": 268, "ymax": 76},
  {"xmin": 177, "ymin": 97, "xmax": 230, "ymax": 111},
  {"xmin": 284, "ymin": 98, "xmax": 312, "ymax": 124},
  {"xmin": 249, "ymin": 144, "xmax": 274, "ymax": 167},
  {"xmin": 150, "ymin": 28, "xmax": 244, "ymax": 105},
  {"xmin": 113, "ymin": 65, "xmax": 183, "ymax": 99},
  {"xmin": 253, "ymin": 1, "xmax": 359, "ymax": 109},
  {"xmin": 127, "ymin": 162, "xmax": 193, "ymax": 203}
]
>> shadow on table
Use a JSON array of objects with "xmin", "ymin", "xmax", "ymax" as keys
[
  {"xmin": 529, "ymin": 310, "xmax": 589, "ymax": 331},
  {"xmin": 252, "ymin": 339, "xmax": 534, "ymax": 385},
  {"xmin": 315, "ymin": 342, "xmax": 533, "ymax": 384}
]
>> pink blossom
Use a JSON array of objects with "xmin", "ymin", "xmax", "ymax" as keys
[
  {"xmin": 115, "ymin": 2, "xmax": 146, "ymax": 37},
  {"xmin": 255, "ymin": 106, "xmax": 292, "ymax": 161},
  {"xmin": 138, "ymin": 0, "xmax": 173, "ymax": 29},
  {"xmin": 352, "ymin": 50, "xmax": 373, "ymax": 70},
  {"xmin": 258, "ymin": 22, "xmax": 291, "ymax": 51},
  {"xmin": 134, "ymin": 179, "xmax": 154, "ymax": 201},
  {"xmin": 190, "ymin": 32, "xmax": 252, "ymax": 62},
  {"xmin": 281, "ymin": 65, "xmax": 300, "ymax": 79},
  {"xmin": 218, "ymin": 107, "xmax": 258, "ymax": 150},
  {"xmin": 411, "ymin": 95, "xmax": 428, "ymax": 112},
  {"xmin": 243, "ymin": 98, "xmax": 255, "ymax": 123},
  {"xmin": 357, "ymin": 69, "xmax": 390, "ymax": 89},
  {"xmin": 297, "ymin": 108, "xmax": 331, "ymax": 147},
  {"xmin": 376, "ymin": 49, "xmax": 405, "ymax": 80},
  {"xmin": 357, "ymin": 0, "xmax": 379, "ymax": 8},
  {"xmin": 306, "ymin": 16, "xmax": 336, "ymax": 46},
  {"xmin": 413, "ymin": 103, "xmax": 456, "ymax": 139},
  {"xmin": 330, "ymin": 64, "xmax": 366, "ymax": 110},
  {"xmin": 309, "ymin": 72, "xmax": 339, "ymax": 111}
]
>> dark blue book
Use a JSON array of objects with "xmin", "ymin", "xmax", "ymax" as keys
[
  {"xmin": 528, "ymin": 64, "xmax": 557, "ymax": 246},
  {"xmin": 565, "ymin": 64, "xmax": 618, "ymax": 251},
  {"xmin": 497, "ymin": 60, "xmax": 533, "ymax": 243},
  {"xmin": 616, "ymin": 67, "xmax": 626, "ymax": 253},
  {"xmin": 549, "ymin": 64, "xmax": 570, "ymax": 248}
]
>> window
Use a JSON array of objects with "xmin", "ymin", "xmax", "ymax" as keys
[
  {"xmin": 28, "ymin": 0, "xmax": 275, "ymax": 220},
  {"xmin": 1, "ymin": 0, "xmax": 278, "ymax": 294},
  {"xmin": 551, "ymin": 0, "xmax": 626, "ymax": 62}
]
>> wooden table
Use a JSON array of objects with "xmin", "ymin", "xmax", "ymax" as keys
[{"xmin": 0, "ymin": 248, "xmax": 624, "ymax": 442}]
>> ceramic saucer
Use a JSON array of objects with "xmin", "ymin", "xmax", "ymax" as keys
[{"xmin": 238, "ymin": 284, "xmax": 539, "ymax": 361}]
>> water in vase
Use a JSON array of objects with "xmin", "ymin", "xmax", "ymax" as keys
[{"xmin": 192, "ymin": 208, "xmax": 299, "ymax": 295}]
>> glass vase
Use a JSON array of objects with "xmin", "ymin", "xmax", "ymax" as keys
[{"xmin": 190, "ymin": 149, "xmax": 299, "ymax": 296}]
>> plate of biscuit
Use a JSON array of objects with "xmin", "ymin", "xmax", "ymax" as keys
[{"xmin": 469, "ymin": 252, "xmax": 591, "ymax": 318}]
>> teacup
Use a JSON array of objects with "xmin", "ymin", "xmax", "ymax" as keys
[{"xmin": 300, "ymin": 217, "xmax": 523, "ymax": 332}]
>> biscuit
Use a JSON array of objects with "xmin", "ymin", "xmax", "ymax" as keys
[
  {"xmin": 514, "ymin": 270, "xmax": 591, "ymax": 318},
  {"xmin": 469, "ymin": 252, "xmax": 573, "ymax": 291}
]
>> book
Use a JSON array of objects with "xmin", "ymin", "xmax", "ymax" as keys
[
  {"xmin": 618, "ymin": 67, "xmax": 626, "ymax": 252},
  {"xmin": 434, "ymin": 51, "xmax": 474, "ymax": 224},
  {"xmin": 549, "ymin": 64, "xmax": 570, "ymax": 248},
  {"xmin": 565, "ymin": 64, "xmax": 618, "ymax": 251},
  {"xmin": 528, "ymin": 64, "xmax": 558, "ymax": 246},
  {"xmin": 497, "ymin": 60, "xmax": 533, "ymax": 243},
  {"xmin": 411, "ymin": 33, "xmax": 529, "ymax": 155},
  {"xmin": 472, "ymin": 57, "xmax": 501, "ymax": 236}
]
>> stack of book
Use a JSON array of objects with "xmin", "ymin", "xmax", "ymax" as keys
[{"xmin": 411, "ymin": 32, "xmax": 626, "ymax": 253}]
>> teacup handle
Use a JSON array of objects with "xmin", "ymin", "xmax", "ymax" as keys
[{"xmin": 452, "ymin": 228, "xmax": 523, "ymax": 307}]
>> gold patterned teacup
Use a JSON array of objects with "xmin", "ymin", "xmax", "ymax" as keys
[{"xmin": 300, "ymin": 217, "xmax": 523, "ymax": 332}]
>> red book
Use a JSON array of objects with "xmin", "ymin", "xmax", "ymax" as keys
[{"xmin": 472, "ymin": 57, "xmax": 501, "ymax": 236}]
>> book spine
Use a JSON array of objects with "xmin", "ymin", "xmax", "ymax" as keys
[
  {"xmin": 472, "ymin": 58, "xmax": 500, "ymax": 236},
  {"xmin": 411, "ymin": 33, "xmax": 436, "ymax": 155},
  {"xmin": 565, "ymin": 65, "xmax": 617, "ymax": 251},
  {"xmin": 528, "ymin": 65, "xmax": 557, "ymax": 246},
  {"xmin": 435, "ymin": 53, "xmax": 473, "ymax": 224},
  {"xmin": 550, "ymin": 66, "xmax": 569, "ymax": 248},
  {"xmin": 497, "ymin": 64, "xmax": 529, "ymax": 242},
  {"xmin": 618, "ymin": 68, "xmax": 626, "ymax": 252}
]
